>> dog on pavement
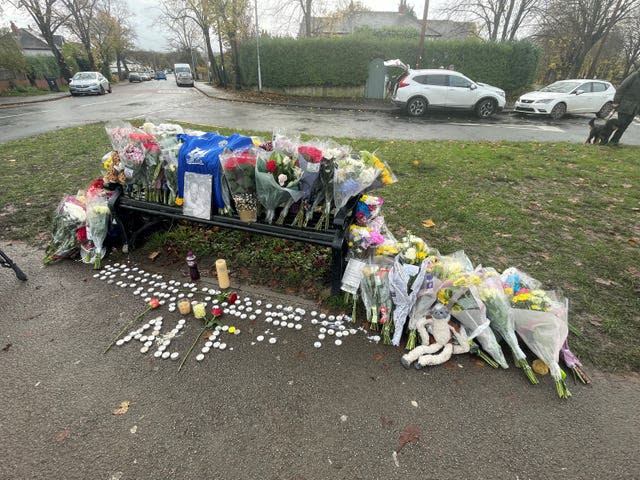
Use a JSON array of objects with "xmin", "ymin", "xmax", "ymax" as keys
[{"xmin": 586, "ymin": 116, "xmax": 620, "ymax": 144}]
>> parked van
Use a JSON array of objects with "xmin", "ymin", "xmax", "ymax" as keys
[{"xmin": 174, "ymin": 63, "xmax": 194, "ymax": 87}]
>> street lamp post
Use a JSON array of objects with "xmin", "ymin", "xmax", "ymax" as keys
[{"xmin": 255, "ymin": 0, "xmax": 262, "ymax": 91}]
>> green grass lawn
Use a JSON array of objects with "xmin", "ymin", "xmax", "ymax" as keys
[{"xmin": 0, "ymin": 122, "xmax": 638, "ymax": 372}]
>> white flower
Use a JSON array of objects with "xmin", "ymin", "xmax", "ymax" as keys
[
  {"xmin": 404, "ymin": 247, "xmax": 417, "ymax": 261},
  {"xmin": 278, "ymin": 174, "xmax": 288, "ymax": 186}
]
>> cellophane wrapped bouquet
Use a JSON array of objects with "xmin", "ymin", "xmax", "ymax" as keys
[
  {"xmin": 434, "ymin": 254, "xmax": 508, "ymax": 368},
  {"xmin": 333, "ymin": 152, "xmax": 381, "ymax": 213},
  {"xmin": 290, "ymin": 143, "xmax": 323, "ymax": 226},
  {"xmin": 502, "ymin": 267, "xmax": 590, "ymax": 385},
  {"xmin": 83, "ymin": 187, "xmax": 111, "ymax": 269},
  {"xmin": 255, "ymin": 148, "xmax": 303, "ymax": 224},
  {"xmin": 387, "ymin": 234, "xmax": 433, "ymax": 347},
  {"xmin": 508, "ymin": 287, "xmax": 572, "ymax": 398},
  {"xmin": 312, "ymin": 141, "xmax": 350, "ymax": 229},
  {"xmin": 478, "ymin": 267, "xmax": 538, "ymax": 384},
  {"xmin": 360, "ymin": 263, "xmax": 393, "ymax": 332},
  {"xmin": 43, "ymin": 193, "xmax": 87, "ymax": 264},
  {"xmin": 220, "ymin": 148, "xmax": 259, "ymax": 222}
]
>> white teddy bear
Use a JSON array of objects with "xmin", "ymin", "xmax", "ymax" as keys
[{"xmin": 401, "ymin": 302, "xmax": 470, "ymax": 369}]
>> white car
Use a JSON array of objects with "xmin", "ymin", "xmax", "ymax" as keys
[
  {"xmin": 514, "ymin": 79, "xmax": 616, "ymax": 120},
  {"xmin": 69, "ymin": 71, "xmax": 111, "ymax": 96},
  {"xmin": 385, "ymin": 60, "xmax": 506, "ymax": 118}
]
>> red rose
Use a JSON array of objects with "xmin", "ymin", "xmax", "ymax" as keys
[
  {"xmin": 211, "ymin": 306, "xmax": 224, "ymax": 317},
  {"xmin": 266, "ymin": 159, "xmax": 277, "ymax": 173},
  {"xmin": 237, "ymin": 152, "xmax": 256, "ymax": 166},
  {"xmin": 298, "ymin": 146, "xmax": 323, "ymax": 163},
  {"xmin": 227, "ymin": 292, "xmax": 238, "ymax": 304},
  {"xmin": 148, "ymin": 298, "xmax": 161, "ymax": 309},
  {"xmin": 76, "ymin": 226, "xmax": 87, "ymax": 243},
  {"xmin": 224, "ymin": 158, "xmax": 238, "ymax": 170}
]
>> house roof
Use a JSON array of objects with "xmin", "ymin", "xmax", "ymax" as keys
[
  {"xmin": 301, "ymin": 12, "xmax": 476, "ymax": 39},
  {"xmin": 11, "ymin": 25, "xmax": 64, "ymax": 52}
]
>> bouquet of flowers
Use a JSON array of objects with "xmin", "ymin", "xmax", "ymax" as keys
[
  {"xmin": 291, "ymin": 144, "xmax": 323, "ymax": 226},
  {"xmin": 355, "ymin": 195, "xmax": 384, "ymax": 226},
  {"xmin": 104, "ymin": 122, "xmax": 147, "ymax": 190},
  {"xmin": 43, "ymin": 193, "xmax": 87, "ymax": 265},
  {"xmin": 510, "ymin": 288, "xmax": 572, "ymax": 398},
  {"xmin": 84, "ymin": 191, "xmax": 111, "ymax": 269},
  {"xmin": 478, "ymin": 268, "xmax": 538, "ymax": 384},
  {"xmin": 333, "ymin": 153, "xmax": 381, "ymax": 212},
  {"xmin": 347, "ymin": 224, "xmax": 385, "ymax": 259},
  {"xmin": 437, "ymin": 272, "xmax": 509, "ymax": 368},
  {"xmin": 312, "ymin": 141, "xmax": 350, "ymax": 229},
  {"xmin": 255, "ymin": 150, "xmax": 303, "ymax": 223},
  {"xmin": 502, "ymin": 267, "xmax": 590, "ymax": 384},
  {"xmin": 360, "ymin": 264, "xmax": 393, "ymax": 332},
  {"xmin": 145, "ymin": 122, "xmax": 184, "ymax": 205},
  {"xmin": 359, "ymin": 150, "xmax": 397, "ymax": 190},
  {"xmin": 220, "ymin": 148, "xmax": 258, "ymax": 222},
  {"xmin": 388, "ymin": 251, "xmax": 429, "ymax": 347}
]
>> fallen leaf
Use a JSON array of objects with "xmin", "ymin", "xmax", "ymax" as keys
[
  {"xmin": 112, "ymin": 401, "xmax": 130, "ymax": 415},
  {"xmin": 628, "ymin": 238, "xmax": 638, "ymax": 246},
  {"xmin": 374, "ymin": 353, "xmax": 384, "ymax": 362},
  {"xmin": 294, "ymin": 350, "xmax": 306, "ymax": 360},
  {"xmin": 421, "ymin": 219, "xmax": 435, "ymax": 228},
  {"xmin": 595, "ymin": 277, "xmax": 619, "ymax": 286},
  {"xmin": 54, "ymin": 428, "xmax": 71, "ymax": 443},
  {"xmin": 148, "ymin": 251, "xmax": 160, "ymax": 260},
  {"xmin": 397, "ymin": 424, "xmax": 420, "ymax": 452}
]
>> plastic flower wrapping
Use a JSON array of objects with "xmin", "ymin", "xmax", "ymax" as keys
[
  {"xmin": 333, "ymin": 153, "xmax": 381, "ymax": 211},
  {"xmin": 437, "ymin": 269, "xmax": 509, "ymax": 369},
  {"xmin": 360, "ymin": 264, "xmax": 393, "ymax": 332},
  {"xmin": 43, "ymin": 193, "xmax": 87, "ymax": 264},
  {"xmin": 219, "ymin": 148, "xmax": 259, "ymax": 220},
  {"xmin": 478, "ymin": 267, "xmax": 538, "ymax": 383},
  {"xmin": 291, "ymin": 143, "xmax": 323, "ymax": 226},
  {"xmin": 83, "ymin": 192, "xmax": 111, "ymax": 270},
  {"xmin": 255, "ymin": 149, "xmax": 304, "ymax": 223}
]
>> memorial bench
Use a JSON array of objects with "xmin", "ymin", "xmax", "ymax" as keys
[{"xmin": 108, "ymin": 188, "xmax": 359, "ymax": 295}]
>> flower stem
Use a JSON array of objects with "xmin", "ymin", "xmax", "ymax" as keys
[
  {"xmin": 468, "ymin": 340, "xmax": 499, "ymax": 368},
  {"xmin": 570, "ymin": 365, "xmax": 592, "ymax": 385},
  {"xmin": 178, "ymin": 325, "xmax": 208, "ymax": 372},
  {"xmin": 405, "ymin": 329, "xmax": 417, "ymax": 351},
  {"xmin": 104, "ymin": 306, "xmax": 151, "ymax": 353},
  {"xmin": 516, "ymin": 358, "xmax": 539, "ymax": 385}
]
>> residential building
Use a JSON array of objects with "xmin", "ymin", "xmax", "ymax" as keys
[{"xmin": 9, "ymin": 21, "xmax": 64, "ymax": 56}]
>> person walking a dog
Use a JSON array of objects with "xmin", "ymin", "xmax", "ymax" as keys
[{"xmin": 610, "ymin": 69, "xmax": 640, "ymax": 145}]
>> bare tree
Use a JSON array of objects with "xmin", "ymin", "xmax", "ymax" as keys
[
  {"xmin": 61, "ymin": 0, "xmax": 98, "ymax": 70},
  {"xmin": 211, "ymin": 0, "xmax": 252, "ymax": 88},
  {"xmin": 619, "ymin": 7, "xmax": 640, "ymax": 77},
  {"xmin": 267, "ymin": 0, "xmax": 333, "ymax": 37},
  {"xmin": 441, "ymin": 0, "xmax": 542, "ymax": 40},
  {"xmin": 7, "ymin": 0, "xmax": 73, "ymax": 80},
  {"xmin": 92, "ymin": 0, "xmax": 134, "ymax": 79},
  {"xmin": 160, "ymin": 0, "xmax": 223, "ymax": 86},
  {"xmin": 534, "ymin": 0, "xmax": 640, "ymax": 78}
]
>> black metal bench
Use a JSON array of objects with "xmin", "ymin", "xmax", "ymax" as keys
[{"xmin": 108, "ymin": 189, "xmax": 359, "ymax": 294}]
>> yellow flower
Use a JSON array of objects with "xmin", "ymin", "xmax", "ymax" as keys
[
  {"xmin": 437, "ymin": 288, "xmax": 451, "ymax": 305},
  {"xmin": 102, "ymin": 158, "xmax": 112, "ymax": 170},
  {"xmin": 175, "ymin": 197, "xmax": 184, "ymax": 206},
  {"xmin": 416, "ymin": 251, "xmax": 427, "ymax": 260},
  {"xmin": 193, "ymin": 303, "xmax": 206, "ymax": 319},
  {"xmin": 361, "ymin": 194, "xmax": 368, "ymax": 201},
  {"xmin": 503, "ymin": 286, "xmax": 514, "ymax": 296},
  {"xmin": 228, "ymin": 326, "xmax": 236, "ymax": 334}
]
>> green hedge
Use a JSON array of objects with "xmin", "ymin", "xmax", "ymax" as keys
[
  {"xmin": 237, "ymin": 37, "xmax": 541, "ymax": 95},
  {"xmin": 27, "ymin": 55, "xmax": 61, "ymax": 79}
]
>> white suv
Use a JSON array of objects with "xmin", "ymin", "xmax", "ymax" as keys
[{"xmin": 385, "ymin": 60, "xmax": 506, "ymax": 118}]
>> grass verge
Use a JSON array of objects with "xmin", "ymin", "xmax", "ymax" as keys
[{"xmin": 0, "ymin": 122, "xmax": 638, "ymax": 371}]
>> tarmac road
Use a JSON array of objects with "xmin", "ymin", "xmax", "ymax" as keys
[
  {"xmin": 2, "ymin": 240, "xmax": 640, "ymax": 480},
  {"xmin": 2, "ymin": 81, "xmax": 639, "ymax": 145}
]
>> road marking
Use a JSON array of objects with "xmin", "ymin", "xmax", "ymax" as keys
[
  {"xmin": 450, "ymin": 122, "xmax": 564, "ymax": 132},
  {"xmin": 0, "ymin": 109, "xmax": 50, "ymax": 119}
]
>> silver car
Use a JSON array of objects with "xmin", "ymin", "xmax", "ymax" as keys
[{"xmin": 69, "ymin": 71, "xmax": 111, "ymax": 96}]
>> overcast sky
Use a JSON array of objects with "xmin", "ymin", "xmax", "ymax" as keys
[{"xmin": 4, "ymin": 0, "xmax": 448, "ymax": 52}]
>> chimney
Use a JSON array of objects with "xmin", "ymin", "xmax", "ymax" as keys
[{"xmin": 10, "ymin": 21, "xmax": 19, "ymax": 34}]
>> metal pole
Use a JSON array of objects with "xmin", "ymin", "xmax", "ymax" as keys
[{"xmin": 255, "ymin": 0, "xmax": 262, "ymax": 91}]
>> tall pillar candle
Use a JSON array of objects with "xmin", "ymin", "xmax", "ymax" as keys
[{"xmin": 215, "ymin": 259, "xmax": 230, "ymax": 289}]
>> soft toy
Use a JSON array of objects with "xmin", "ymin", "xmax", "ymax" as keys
[{"xmin": 400, "ymin": 302, "xmax": 470, "ymax": 369}]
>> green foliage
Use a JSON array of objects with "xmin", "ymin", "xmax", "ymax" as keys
[
  {"xmin": 0, "ymin": 29, "xmax": 28, "ymax": 74},
  {"xmin": 237, "ymin": 36, "xmax": 541, "ymax": 95},
  {"xmin": 27, "ymin": 55, "xmax": 61, "ymax": 79},
  {"xmin": 62, "ymin": 42, "xmax": 91, "ymax": 74}
]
